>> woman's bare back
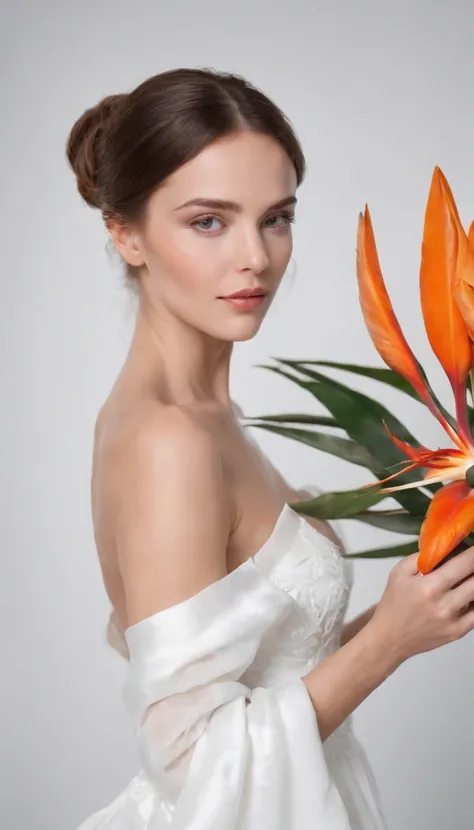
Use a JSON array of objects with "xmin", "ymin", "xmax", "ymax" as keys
[{"xmin": 91, "ymin": 387, "xmax": 296, "ymax": 633}]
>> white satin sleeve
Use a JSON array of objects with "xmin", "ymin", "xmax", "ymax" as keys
[{"xmin": 123, "ymin": 559, "xmax": 351, "ymax": 829}]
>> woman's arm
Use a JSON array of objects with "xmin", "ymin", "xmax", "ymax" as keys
[
  {"xmin": 113, "ymin": 407, "xmax": 234, "ymax": 626},
  {"xmin": 290, "ymin": 482, "xmax": 401, "ymax": 732},
  {"xmin": 302, "ymin": 612, "xmax": 401, "ymax": 742},
  {"xmin": 339, "ymin": 603, "xmax": 378, "ymax": 646}
]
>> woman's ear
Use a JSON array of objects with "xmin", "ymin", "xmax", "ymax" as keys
[{"xmin": 105, "ymin": 219, "xmax": 145, "ymax": 268}]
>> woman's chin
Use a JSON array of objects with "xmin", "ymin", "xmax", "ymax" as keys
[
  {"xmin": 215, "ymin": 297, "xmax": 273, "ymax": 341},
  {"xmin": 223, "ymin": 315, "xmax": 267, "ymax": 342}
]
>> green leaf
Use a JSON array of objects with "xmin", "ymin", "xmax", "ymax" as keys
[
  {"xmin": 355, "ymin": 510, "xmax": 423, "ymax": 535},
  {"xmin": 246, "ymin": 415, "xmax": 440, "ymax": 496},
  {"xmin": 245, "ymin": 423, "xmax": 378, "ymax": 469},
  {"xmin": 468, "ymin": 403, "xmax": 474, "ymax": 430},
  {"xmin": 242, "ymin": 412, "xmax": 341, "ymax": 428},
  {"xmin": 272, "ymin": 360, "xmax": 421, "ymax": 445},
  {"xmin": 282, "ymin": 361, "xmax": 422, "ymax": 401},
  {"xmin": 465, "ymin": 372, "xmax": 474, "ymax": 418},
  {"xmin": 290, "ymin": 486, "xmax": 387, "ymax": 520},
  {"xmin": 258, "ymin": 361, "xmax": 431, "ymax": 517},
  {"xmin": 283, "ymin": 358, "xmax": 458, "ymax": 434},
  {"xmin": 345, "ymin": 540, "xmax": 419, "ymax": 559},
  {"xmin": 284, "ymin": 362, "xmax": 448, "ymax": 494},
  {"xmin": 419, "ymin": 480, "xmax": 443, "ymax": 493}
]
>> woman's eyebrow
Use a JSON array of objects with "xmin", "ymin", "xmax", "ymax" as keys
[{"xmin": 174, "ymin": 195, "xmax": 297, "ymax": 212}]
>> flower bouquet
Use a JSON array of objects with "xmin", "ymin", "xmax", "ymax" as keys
[{"xmin": 244, "ymin": 168, "xmax": 474, "ymax": 575}]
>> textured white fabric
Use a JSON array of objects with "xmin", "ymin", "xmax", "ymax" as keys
[{"xmin": 79, "ymin": 503, "xmax": 387, "ymax": 829}]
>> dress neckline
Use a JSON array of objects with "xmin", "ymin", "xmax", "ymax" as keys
[
  {"xmin": 236, "ymin": 502, "xmax": 302, "ymax": 571},
  {"xmin": 123, "ymin": 502, "xmax": 304, "ymax": 639}
]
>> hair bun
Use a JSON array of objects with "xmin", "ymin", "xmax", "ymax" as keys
[{"xmin": 66, "ymin": 94, "xmax": 126, "ymax": 209}]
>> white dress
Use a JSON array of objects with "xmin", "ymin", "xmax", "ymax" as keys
[{"xmin": 78, "ymin": 502, "xmax": 388, "ymax": 829}]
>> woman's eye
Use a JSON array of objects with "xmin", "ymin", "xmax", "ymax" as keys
[
  {"xmin": 190, "ymin": 212, "xmax": 296, "ymax": 234},
  {"xmin": 265, "ymin": 212, "xmax": 296, "ymax": 228},
  {"xmin": 191, "ymin": 216, "xmax": 223, "ymax": 233}
]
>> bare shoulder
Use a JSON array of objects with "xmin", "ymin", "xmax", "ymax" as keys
[
  {"xmin": 103, "ymin": 404, "xmax": 234, "ymax": 628},
  {"xmin": 103, "ymin": 403, "xmax": 221, "ymax": 475}
]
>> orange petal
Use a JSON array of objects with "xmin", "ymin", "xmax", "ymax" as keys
[
  {"xmin": 369, "ymin": 437, "xmax": 473, "ymax": 492},
  {"xmin": 420, "ymin": 168, "xmax": 472, "ymax": 413},
  {"xmin": 454, "ymin": 281, "xmax": 474, "ymax": 342},
  {"xmin": 421, "ymin": 448, "xmax": 472, "ymax": 469},
  {"xmin": 420, "ymin": 167, "xmax": 474, "ymax": 441},
  {"xmin": 382, "ymin": 422, "xmax": 430, "ymax": 460},
  {"xmin": 357, "ymin": 205, "xmax": 464, "ymax": 451},
  {"xmin": 450, "ymin": 214, "xmax": 474, "ymax": 351},
  {"xmin": 417, "ymin": 480, "xmax": 474, "ymax": 573},
  {"xmin": 468, "ymin": 219, "xmax": 474, "ymax": 251},
  {"xmin": 357, "ymin": 208, "xmax": 435, "ymax": 404}
]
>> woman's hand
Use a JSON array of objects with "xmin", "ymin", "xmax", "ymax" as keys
[{"xmin": 366, "ymin": 545, "xmax": 474, "ymax": 663}]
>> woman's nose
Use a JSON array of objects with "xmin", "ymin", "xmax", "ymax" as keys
[{"xmin": 235, "ymin": 227, "xmax": 271, "ymax": 273}]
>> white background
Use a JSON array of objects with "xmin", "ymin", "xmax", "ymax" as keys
[{"xmin": 2, "ymin": 1, "xmax": 473, "ymax": 827}]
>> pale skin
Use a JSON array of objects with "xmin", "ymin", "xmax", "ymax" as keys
[{"xmin": 92, "ymin": 130, "xmax": 474, "ymax": 743}]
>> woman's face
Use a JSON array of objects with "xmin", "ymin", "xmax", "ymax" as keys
[{"xmin": 115, "ymin": 131, "xmax": 298, "ymax": 342}]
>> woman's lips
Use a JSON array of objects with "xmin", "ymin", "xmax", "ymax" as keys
[{"xmin": 220, "ymin": 294, "xmax": 267, "ymax": 310}]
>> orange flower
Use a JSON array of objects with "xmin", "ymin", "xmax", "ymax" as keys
[{"xmin": 357, "ymin": 167, "xmax": 474, "ymax": 574}]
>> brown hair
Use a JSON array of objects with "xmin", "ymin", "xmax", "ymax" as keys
[{"xmin": 66, "ymin": 67, "xmax": 306, "ymax": 283}]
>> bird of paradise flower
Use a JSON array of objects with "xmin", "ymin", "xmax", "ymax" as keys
[{"xmin": 357, "ymin": 166, "xmax": 474, "ymax": 575}]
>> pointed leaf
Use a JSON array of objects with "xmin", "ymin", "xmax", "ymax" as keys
[
  {"xmin": 281, "ymin": 358, "xmax": 457, "ymax": 432},
  {"xmin": 272, "ymin": 362, "xmax": 419, "ymax": 445},
  {"xmin": 245, "ymin": 423, "xmax": 378, "ymax": 469},
  {"xmin": 242, "ymin": 412, "xmax": 340, "ymax": 428},
  {"xmin": 345, "ymin": 540, "xmax": 419, "ymax": 559},
  {"xmin": 290, "ymin": 486, "xmax": 387, "ymax": 520},
  {"xmin": 258, "ymin": 361, "xmax": 432, "ymax": 516},
  {"xmin": 282, "ymin": 361, "xmax": 422, "ymax": 401},
  {"xmin": 269, "ymin": 361, "xmax": 444, "ymax": 492},
  {"xmin": 278, "ymin": 359, "xmax": 457, "ymax": 438},
  {"xmin": 420, "ymin": 480, "xmax": 443, "ymax": 493},
  {"xmin": 356, "ymin": 510, "xmax": 423, "ymax": 534}
]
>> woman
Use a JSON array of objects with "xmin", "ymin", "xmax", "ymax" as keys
[{"xmin": 67, "ymin": 68, "xmax": 474, "ymax": 829}]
